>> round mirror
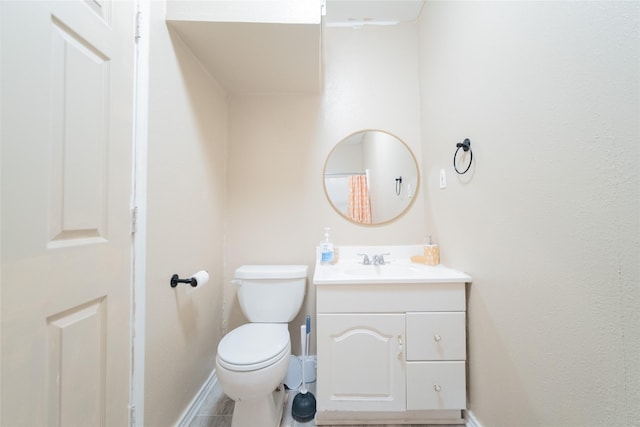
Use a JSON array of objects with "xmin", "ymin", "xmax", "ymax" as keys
[{"xmin": 323, "ymin": 130, "xmax": 419, "ymax": 225}]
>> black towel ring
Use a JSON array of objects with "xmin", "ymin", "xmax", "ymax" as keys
[{"xmin": 453, "ymin": 138, "xmax": 473, "ymax": 175}]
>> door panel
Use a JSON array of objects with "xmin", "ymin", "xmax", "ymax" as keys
[
  {"xmin": 1, "ymin": 1, "xmax": 134, "ymax": 425},
  {"xmin": 50, "ymin": 15, "xmax": 110, "ymax": 245},
  {"xmin": 317, "ymin": 313, "xmax": 405, "ymax": 412},
  {"xmin": 47, "ymin": 298, "xmax": 106, "ymax": 426}
]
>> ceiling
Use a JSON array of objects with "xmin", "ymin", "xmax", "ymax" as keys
[
  {"xmin": 168, "ymin": 20, "xmax": 322, "ymax": 94},
  {"xmin": 166, "ymin": 1, "xmax": 425, "ymax": 94}
]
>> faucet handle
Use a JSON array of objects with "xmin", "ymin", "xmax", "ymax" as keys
[
  {"xmin": 377, "ymin": 253, "xmax": 390, "ymax": 265},
  {"xmin": 357, "ymin": 253, "xmax": 371, "ymax": 265}
]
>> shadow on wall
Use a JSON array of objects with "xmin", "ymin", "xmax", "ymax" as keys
[
  {"xmin": 467, "ymin": 290, "xmax": 541, "ymax": 426},
  {"xmin": 173, "ymin": 286, "xmax": 200, "ymax": 341}
]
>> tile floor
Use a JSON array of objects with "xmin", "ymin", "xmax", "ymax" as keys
[
  {"xmin": 187, "ymin": 382, "xmax": 317, "ymax": 427},
  {"xmin": 187, "ymin": 380, "xmax": 462, "ymax": 427}
]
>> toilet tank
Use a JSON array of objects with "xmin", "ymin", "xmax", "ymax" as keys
[{"xmin": 234, "ymin": 265, "xmax": 308, "ymax": 323}]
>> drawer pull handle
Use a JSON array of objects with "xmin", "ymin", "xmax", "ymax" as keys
[
  {"xmin": 434, "ymin": 384, "xmax": 442, "ymax": 392},
  {"xmin": 434, "ymin": 334, "xmax": 442, "ymax": 342}
]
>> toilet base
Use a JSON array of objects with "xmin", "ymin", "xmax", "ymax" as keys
[{"xmin": 231, "ymin": 384, "xmax": 286, "ymax": 427}]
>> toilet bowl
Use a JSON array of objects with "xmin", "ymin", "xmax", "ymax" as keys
[
  {"xmin": 215, "ymin": 265, "xmax": 308, "ymax": 427},
  {"xmin": 216, "ymin": 324, "xmax": 290, "ymax": 400}
]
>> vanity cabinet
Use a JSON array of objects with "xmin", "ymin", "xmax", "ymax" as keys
[{"xmin": 315, "ymin": 282, "xmax": 468, "ymax": 425}]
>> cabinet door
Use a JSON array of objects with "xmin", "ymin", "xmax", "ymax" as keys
[
  {"xmin": 406, "ymin": 312, "xmax": 466, "ymax": 361},
  {"xmin": 406, "ymin": 361, "xmax": 466, "ymax": 410},
  {"xmin": 317, "ymin": 313, "xmax": 405, "ymax": 412}
]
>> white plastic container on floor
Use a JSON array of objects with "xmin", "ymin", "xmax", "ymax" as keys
[
  {"xmin": 284, "ymin": 355, "xmax": 316, "ymax": 389},
  {"xmin": 284, "ymin": 355, "xmax": 302, "ymax": 389},
  {"xmin": 303, "ymin": 356, "xmax": 316, "ymax": 383}
]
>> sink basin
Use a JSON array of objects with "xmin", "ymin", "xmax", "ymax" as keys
[{"xmin": 312, "ymin": 246, "xmax": 472, "ymax": 285}]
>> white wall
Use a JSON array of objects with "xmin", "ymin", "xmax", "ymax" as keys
[
  {"xmin": 417, "ymin": 2, "xmax": 639, "ymax": 426},
  {"xmin": 145, "ymin": 3, "xmax": 228, "ymax": 424},
  {"xmin": 365, "ymin": 132, "xmax": 417, "ymax": 223},
  {"xmin": 145, "ymin": 2, "xmax": 639, "ymax": 424},
  {"xmin": 224, "ymin": 23, "xmax": 425, "ymax": 353}
]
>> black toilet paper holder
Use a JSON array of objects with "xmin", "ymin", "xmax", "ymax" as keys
[{"xmin": 170, "ymin": 274, "xmax": 198, "ymax": 288}]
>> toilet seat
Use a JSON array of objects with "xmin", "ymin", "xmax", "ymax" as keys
[{"xmin": 217, "ymin": 323, "xmax": 290, "ymax": 372}]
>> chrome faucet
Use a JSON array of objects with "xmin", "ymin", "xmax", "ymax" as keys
[
  {"xmin": 358, "ymin": 253, "xmax": 391, "ymax": 265},
  {"xmin": 372, "ymin": 253, "xmax": 390, "ymax": 265}
]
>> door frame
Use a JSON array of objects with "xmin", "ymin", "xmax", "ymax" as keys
[
  {"xmin": 130, "ymin": 1, "xmax": 150, "ymax": 426},
  {"xmin": 1, "ymin": 7, "xmax": 4, "ymax": 423}
]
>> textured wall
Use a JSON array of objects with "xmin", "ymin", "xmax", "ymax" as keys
[
  {"xmin": 145, "ymin": 3, "xmax": 228, "ymax": 424},
  {"xmin": 417, "ymin": 2, "xmax": 639, "ymax": 426}
]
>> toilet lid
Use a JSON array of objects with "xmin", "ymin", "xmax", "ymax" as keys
[{"xmin": 217, "ymin": 324, "xmax": 290, "ymax": 371}]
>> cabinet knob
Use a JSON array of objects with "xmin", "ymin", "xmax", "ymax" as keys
[
  {"xmin": 434, "ymin": 384, "xmax": 442, "ymax": 392},
  {"xmin": 434, "ymin": 333, "xmax": 442, "ymax": 342}
]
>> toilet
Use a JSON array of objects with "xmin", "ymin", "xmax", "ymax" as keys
[{"xmin": 215, "ymin": 265, "xmax": 308, "ymax": 427}]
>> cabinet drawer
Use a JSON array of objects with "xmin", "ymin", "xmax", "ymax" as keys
[
  {"xmin": 406, "ymin": 361, "xmax": 466, "ymax": 410},
  {"xmin": 316, "ymin": 283, "xmax": 466, "ymax": 313},
  {"xmin": 406, "ymin": 312, "xmax": 465, "ymax": 361}
]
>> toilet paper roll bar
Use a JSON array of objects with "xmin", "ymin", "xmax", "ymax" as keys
[
  {"xmin": 170, "ymin": 270, "xmax": 210, "ymax": 288},
  {"xmin": 170, "ymin": 274, "xmax": 198, "ymax": 288}
]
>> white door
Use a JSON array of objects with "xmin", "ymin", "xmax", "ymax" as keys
[
  {"xmin": 316, "ymin": 313, "xmax": 406, "ymax": 412},
  {"xmin": 1, "ymin": 1, "xmax": 135, "ymax": 426}
]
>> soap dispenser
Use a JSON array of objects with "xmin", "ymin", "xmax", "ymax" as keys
[
  {"xmin": 424, "ymin": 235, "xmax": 440, "ymax": 266},
  {"xmin": 320, "ymin": 227, "xmax": 334, "ymax": 265}
]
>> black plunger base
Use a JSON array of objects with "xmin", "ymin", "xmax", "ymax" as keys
[{"xmin": 291, "ymin": 391, "xmax": 316, "ymax": 423}]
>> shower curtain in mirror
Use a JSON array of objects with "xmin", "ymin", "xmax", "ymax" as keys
[{"xmin": 348, "ymin": 175, "xmax": 372, "ymax": 224}]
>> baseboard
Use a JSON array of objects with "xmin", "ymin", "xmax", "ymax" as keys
[
  {"xmin": 465, "ymin": 410, "xmax": 483, "ymax": 427},
  {"xmin": 175, "ymin": 369, "xmax": 218, "ymax": 427}
]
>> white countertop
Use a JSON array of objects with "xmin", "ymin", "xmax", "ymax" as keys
[{"xmin": 313, "ymin": 245, "xmax": 472, "ymax": 285}]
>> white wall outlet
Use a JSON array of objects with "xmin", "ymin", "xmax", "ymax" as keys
[{"xmin": 439, "ymin": 169, "xmax": 447, "ymax": 189}]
